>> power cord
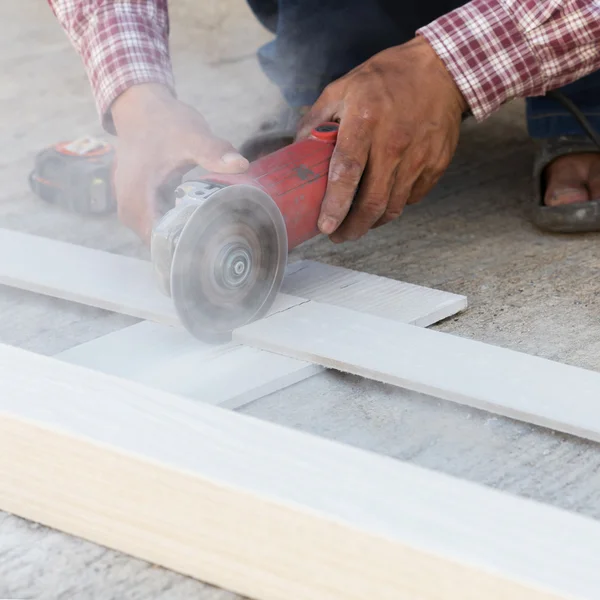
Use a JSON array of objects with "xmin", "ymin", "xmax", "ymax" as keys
[{"xmin": 545, "ymin": 89, "xmax": 600, "ymax": 150}]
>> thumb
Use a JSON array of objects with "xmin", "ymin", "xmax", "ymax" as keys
[{"xmin": 190, "ymin": 133, "xmax": 250, "ymax": 174}]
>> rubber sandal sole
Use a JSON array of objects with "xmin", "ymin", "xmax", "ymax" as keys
[{"xmin": 532, "ymin": 136, "xmax": 600, "ymax": 233}]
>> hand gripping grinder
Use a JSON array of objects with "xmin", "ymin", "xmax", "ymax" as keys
[{"xmin": 151, "ymin": 122, "xmax": 339, "ymax": 343}]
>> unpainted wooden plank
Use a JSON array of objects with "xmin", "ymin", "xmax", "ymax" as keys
[
  {"xmin": 1, "ymin": 341, "xmax": 599, "ymax": 599},
  {"xmin": 235, "ymin": 300, "xmax": 600, "ymax": 444}
]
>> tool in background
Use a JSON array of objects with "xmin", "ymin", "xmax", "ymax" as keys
[
  {"xmin": 29, "ymin": 136, "xmax": 117, "ymax": 215},
  {"xmin": 151, "ymin": 122, "xmax": 339, "ymax": 343}
]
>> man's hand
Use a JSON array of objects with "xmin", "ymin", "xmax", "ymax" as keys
[
  {"xmin": 297, "ymin": 37, "xmax": 467, "ymax": 243},
  {"xmin": 111, "ymin": 84, "xmax": 249, "ymax": 243}
]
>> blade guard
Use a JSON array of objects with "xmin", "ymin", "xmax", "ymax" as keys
[{"xmin": 168, "ymin": 185, "xmax": 288, "ymax": 343}]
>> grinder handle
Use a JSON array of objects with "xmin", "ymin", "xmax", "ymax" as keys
[{"xmin": 199, "ymin": 122, "xmax": 339, "ymax": 251}]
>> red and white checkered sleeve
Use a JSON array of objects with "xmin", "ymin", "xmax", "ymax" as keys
[
  {"xmin": 418, "ymin": 0, "xmax": 600, "ymax": 121},
  {"xmin": 47, "ymin": 0, "xmax": 175, "ymax": 132}
]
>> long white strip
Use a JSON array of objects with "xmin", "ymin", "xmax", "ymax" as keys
[
  {"xmin": 58, "ymin": 319, "xmax": 322, "ymax": 409},
  {"xmin": 235, "ymin": 300, "xmax": 600, "ymax": 443},
  {"xmin": 0, "ymin": 228, "xmax": 178, "ymax": 323},
  {"xmin": 1, "ymin": 341, "xmax": 599, "ymax": 599},
  {"xmin": 0, "ymin": 229, "xmax": 466, "ymax": 326},
  {"xmin": 56, "ymin": 254, "xmax": 466, "ymax": 409},
  {"xmin": 281, "ymin": 259, "xmax": 465, "ymax": 326}
]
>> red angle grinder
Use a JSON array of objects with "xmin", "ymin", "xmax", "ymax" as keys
[{"xmin": 151, "ymin": 122, "xmax": 339, "ymax": 342}]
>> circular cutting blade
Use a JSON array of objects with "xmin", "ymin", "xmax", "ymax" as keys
[{"xmin": 170, "ymin": 184, "xmax": 288, "ymax": 343}]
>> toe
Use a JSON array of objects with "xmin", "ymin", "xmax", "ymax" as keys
[
  {"xmin": 545, "ymin": 187, "xmax": 589, "ymax": 206},
  {"xmin": 544, "ymin": 154, "xmax": 592, "ymax": 206}
]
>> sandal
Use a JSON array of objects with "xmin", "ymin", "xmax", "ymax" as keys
[{"xmin": 532, "ymin": 135, "xmax": 600, "ymax": 233}]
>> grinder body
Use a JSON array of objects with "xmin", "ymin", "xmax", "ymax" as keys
[
  {"xmin": 152, "ymin": 123, "xmax": 338, "ymax": 342},
  {"xmin": 202, "ymin": 122, "xmax": 338, "ymax": 250}
]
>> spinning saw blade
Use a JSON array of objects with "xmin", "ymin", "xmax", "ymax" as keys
[{"xmin": 153, "ymin": 184, "xmax": 288, "ymax": 343}]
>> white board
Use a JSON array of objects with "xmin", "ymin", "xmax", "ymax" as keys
[
  {"xmin": 235, "ymin": 300, "xmax": 600, "ymax": 443},
  {"xmin": 56, "ymin": 255, "xmax": 466, "ymax": 409},
  {"xmin": 281, "ymin": 259, "xmax": 465, "ymax": 326},
  {"xmin": 58, "ymin": 319, "xmax": 321, "ymax": 409},
  {"xmin": 0, "ymin": 228, "xmax": 178, "ymax": 323},
  {"xmin": 1, "ymin": 341, "xmax": 600, "ymax": 599},
  {"xmin": 0, "ymin": 229, "xmax": 466, "ymax": 326}
]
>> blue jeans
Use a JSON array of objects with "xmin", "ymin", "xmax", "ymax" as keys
[{"xmin": 246, "ymin": 0, "xmax": 600, "ymax": 139}]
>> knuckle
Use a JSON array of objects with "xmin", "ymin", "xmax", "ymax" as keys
[
  {"xmin": 358, "ymin": 193, "xmax": 387, "ymax": 218},
  {"xmin": 440, "ymin": 149, "xmax": 454, "ymax": 170},
  {"xmin": 320, "ymin": 82, "xmax": 339, "ymax": 104},
  {"xmin": 355, "ymin": 105, "xmax": 377, "ymax": 124},
  {"xmin": 385, "ymin": 129, "xmax": 412, "ymax": 155},
  {"xmin": 390, "ymin": 187, "xmax": 410, "ymax": 210},
  {"xmin": 436, "ymin": 141, "xmax": 455, "ymax": 170},
  {"xmin": 187, "ymin": 137, "xmax": 217, "ymax": 163},
  {"xmin": 411, "ymin": 150, "xmax": 429, "ymax": 173},
  {"xmin": 406, "ymin": 196, "xmax": 421, "ymax": 206},
  {"xmin": 382, "ymin": 207, "xmax": 404, "ymax": 222}
]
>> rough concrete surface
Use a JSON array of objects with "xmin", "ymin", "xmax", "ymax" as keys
[{"xmin": 2, "ymin": 1, "xmax": 600, "ymax": 599}]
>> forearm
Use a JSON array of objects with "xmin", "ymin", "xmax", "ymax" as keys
[
  {"xmin": 47, "ymin": 0, "xmax": 175, "ymax": 132},
  {"xmin": 418, "ymin": 0, "xmax": 600, "ymax": 120}
]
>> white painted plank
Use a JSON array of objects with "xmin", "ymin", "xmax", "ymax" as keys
[
  {"xmin": 0, "ymin": 228, "xmax": 178, "ymax": 323},
  {"xmin": 58, "ymin": 319, "xmax": 321, "ymax": 409},
  {"xmin": 57, "ymin": 262, "xmax": 466, "ymax": 409},
  {"xmin": 1, "ymin": 341, "xmax": 600, "ymax": 599},
  {"xmin": 235, "ymin": 300, "xmax": 600, "ymax": 444},
  {"xmin": 0, "ymin": 229, "xmax": 466, "ymax": 326},
  {"xmin": 282, "ymin": 260, "xmax": 465, "ymax": 326},
  {"xmin": 0, "ymin": 228, "xmax": 299, "ymax": 324}
]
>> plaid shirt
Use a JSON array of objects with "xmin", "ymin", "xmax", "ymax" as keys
[{"xmin": 49, "ymin": 0, "xmax": 600, "ymax": 128}]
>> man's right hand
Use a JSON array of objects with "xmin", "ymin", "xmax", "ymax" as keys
[{"xmin": 111, "ymin": 84, "xmax": 249, "ymax": 243}]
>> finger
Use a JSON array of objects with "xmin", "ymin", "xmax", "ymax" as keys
[
  {"xmin": 371, "ymin": 148, "xmax": 424, "ymax": 229},
  {"xmin": 404, "ymin": 138, "xmax": 454, "ymax": 206},
  {"xmin": 296, "ymin": 88, "xmax": 340, "ymax": 140},
  {"xmin": 406, "ymin": 167, "xmax": 442, "ymax": 206},
  {"xmin": 372, "ymin": 169, "xmax": 436, "ymax": 230},
  {"xmin": 296, "ymin": 107, "xmax": 337, "ymax": 140},
  {"xmin": 116, "ymin": 171, "xmax": 159, "ymax": 244},
  {"xmin": 330, "ymin": 127, "xmax": 414, "ymax": 241},
  {"xmin": 371, "ymin": 175, "xmax": 414, "ymax": 229},
  {"xmin": 156, "ymin": 169, "xmax": 188, "ymax": 214},
  {"xmin": 317, "ymin": 114, "xmax": 373, "ymax": 236},
  {"xmin": 186, "ymin": 130, "xmax": 249, "ymax": 174},
  {"xmin": 330, "ymin": 160, "xmax": 398, "ymax": 242},
  {"xmin": 114, "ymin": 151, "xmax": 164, "ymax": 242}
]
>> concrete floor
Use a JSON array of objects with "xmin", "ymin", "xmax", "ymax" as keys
[{"xmin": 2, "ymin": 1, "xmax": 600, "ymax": 599}]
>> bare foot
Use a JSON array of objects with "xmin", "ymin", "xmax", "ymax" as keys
[{"xmin": 544, "ymin": 152, "xmax": 600, "ymax": 206}]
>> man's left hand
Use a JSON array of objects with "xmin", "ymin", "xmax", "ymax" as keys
[{"xmin": 297, "ymin": 36, "xmax": 467, "ymax": 243}]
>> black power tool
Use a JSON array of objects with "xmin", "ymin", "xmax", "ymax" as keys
[{"xmin": 29, "ymin": 137, "xmax": 116, "ymax": 215}]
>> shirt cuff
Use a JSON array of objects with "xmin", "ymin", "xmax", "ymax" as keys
[
  {"xmin": 418, "ymin": 0, "xmax": 543, "ymax": 121},
  {"xmin": 78, "ymin": 5, "xmax": 176, "ymax": 134}
]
